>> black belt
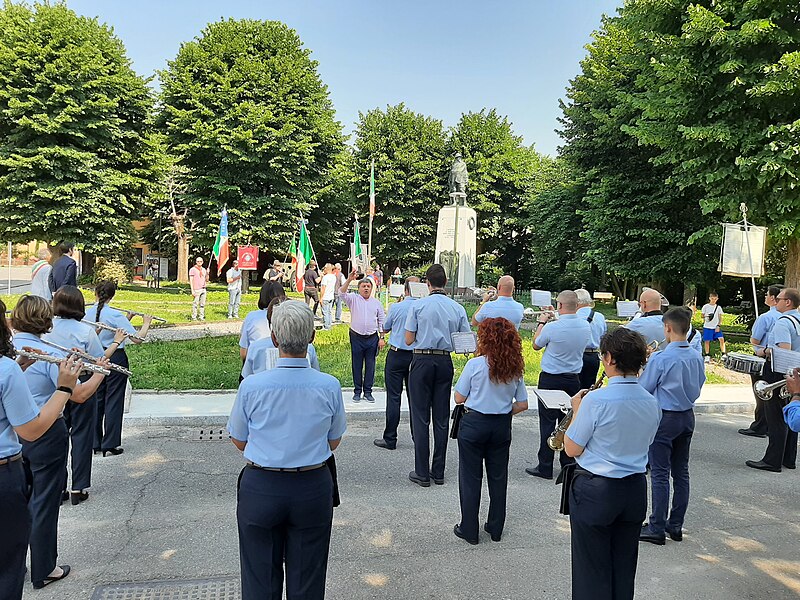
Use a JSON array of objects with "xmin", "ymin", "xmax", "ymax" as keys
[
  {"xmin": 0, "ymin": 452, "xmax": 22, "ymax": 466},
  {"xmin": 247, "ymin": 461, "xmax": 326, "ymax": 473},
  {"xmin": 575, "ymin": 466, "xmax": 644, "ymax": 481},
  {"xmin": 389, "ymin": 345, "xmax": 411, "ymax": 353},
  {"xmin": 349, "ymin": 330, "xmax": 378, "ymax": 338},
  {"xmin": 413, "ymin": 349, "xmax": 449, "ymax": 355}
]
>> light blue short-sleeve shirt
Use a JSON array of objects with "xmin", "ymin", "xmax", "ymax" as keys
[
  {"xmin": 625, "ymin": 314, "xmax": 665, "ymax": 349},
  {"xmin": 46, "ymin": 317, "xmax": 105, "ymax": 358},
  {"xmin": 405, "ymin": 293, "xmax": 470, "ymax": 351},
  {"xmin": 638, "ymin": 342, "xmax": 706, "ymax": 411},
  {"xmin": 454, "ymin": 356, "xmax": 527, "ymax": 414},
  {"xmin": 239, "ymin": 309, "xmax": 271, "ymax": 350},
  {"xmin": 566, "ymin": 377, "xmax": 661, "ymax": 478},
  {"xmin": 475, "ymin": 297, "xmax": 525, "ymax": 329},
  {"xmin": 535, "ymin": 314, "xmax": 592, "ymax": 374},
  {"xmin": 12, "ymin": 333, "xmax": 60, "ymax": 408},
  {"xmin": 85, "ymin": 304, "xmax": 137, "ymax": 349},
  {"xmin": 771, "ymin": 310, "xmax": 800, "ymax": 351},
  {"xmin": 241, "ymin": 336, "xmax": 320, "ymax": 378},
  {"xmin": 383, "ymin": 297, "xmax": 417, "ymax": 350},
  {"xmin": 784, "ymin": 400, "xmax": 800, "ymax": 433},
  {"xmin": 227, "ymin": 358, "xmax": 346, "ymax": 468},
  {"xmin": 576, "ymin": 307, "xmax": 608, "ymax": 349},
  {"xmin": 752, "ymin": 307, "xmax": 780, "ymax": 350},
  {"xmin": 0, "ymin": 357, "xmax": 40, "ymax": 458}
]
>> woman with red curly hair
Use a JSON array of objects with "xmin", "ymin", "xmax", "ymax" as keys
[{"xmin": 452, "ymin": 317, "xmax": 528, "ymax": 545}]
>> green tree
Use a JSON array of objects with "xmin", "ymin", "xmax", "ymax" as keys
[
  {"xmin": 157, "ymin": 19, "xmax": 343, "ymax": 258},
  {"xmin": 307, "ymin": 149, "xmax": 359, "ymax": 262},
  {"xmin": 0, "ymin": 1, "xmax": 158, "ymax": 251},
  {"xmin": 624, "ymin": 0, "xmax": 800, "ymax": 285},
  {"xmin": 352, "ymin": 104, "xmax": 447, "ymax": 266}
]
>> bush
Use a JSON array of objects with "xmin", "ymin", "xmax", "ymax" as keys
[
  {"xmin": 93, "ymin": 258, "xmax": 131, "ymax": 286},
  {"xmin": 403, "ymin": 263, "xmax": 434, "ymax": 280},
  {"xmin": 476, "ymin": 253, "xmax": 504, "ymax": 288}
]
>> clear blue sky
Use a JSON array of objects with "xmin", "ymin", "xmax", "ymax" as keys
[{"xmin": 65, "ymin": 0, "xmax": 622, "ymax": 156}]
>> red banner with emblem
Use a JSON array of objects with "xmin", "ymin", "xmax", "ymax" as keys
[{"xmin": 237, "ymin": 245, "xmax": 259, "ymax": 270}]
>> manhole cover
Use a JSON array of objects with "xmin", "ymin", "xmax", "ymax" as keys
[{"xmin": 92, "ymin": 576, "xmax": 239, "ymax": 599}]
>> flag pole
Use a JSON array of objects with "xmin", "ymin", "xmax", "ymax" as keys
[
  {"xmin": 740, "ymin": 203, "xmax": 760, "ymax": 320},
  {"xmin": 368, "ymin": 158, "xmax": 375, "ymax": 268},
  {"xmin": 298, "ymin": 212, "xmax": 319, "ymax": 268}
]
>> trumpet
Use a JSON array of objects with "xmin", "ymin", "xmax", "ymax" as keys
[
  {"xmin": 81, "ymin": 320, "xmax": 146, "ymax": 343},
  {"xmin": 15, "ymin": 349, "xmax": 111, "ymax": 375},
  {"xmin": 38, "ymin": 339, "xmax": 132, "ymax": 376},
  {"xmin": 753, "ymin": 377, "xmax": 791, "ymax": 402},
  {"xmin": 106, "ymin": 306, "xmax": 167, "ymax": 323},
  {"xmin": 548, "ymin": 372, "xmax": 606, "ymax": 452}
]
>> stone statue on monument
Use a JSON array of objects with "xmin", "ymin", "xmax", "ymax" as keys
[{"xmin": 448, "ymin": 152, "xmax": 469, "ymax": 199}]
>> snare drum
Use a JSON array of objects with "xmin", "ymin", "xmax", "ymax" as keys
[{"xmin": 723, "ymin": 352, "xmax": 765, "ymax": 375}]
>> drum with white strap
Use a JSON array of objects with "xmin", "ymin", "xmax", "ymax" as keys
[{"xmin": 722, "ymin": 352, "xmax": 765, "ymax": 375}]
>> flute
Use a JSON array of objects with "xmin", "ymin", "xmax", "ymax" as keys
[
  {"xmin": 81, "ymin": 320, "xmax": 146, "ymax": 343},
  {"xmin": 15, "ymin": 349, "xmax": 111, "ymax": 375},
  {"xmin": 38, "ymin": 339, "xmax": 133, "ymax": 376},
  {"xmin": 107, "ymin": 306, "xmax": 167, "ymax": 323}
]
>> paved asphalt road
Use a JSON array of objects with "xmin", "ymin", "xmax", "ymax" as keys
[{"xmin": 23, "ymin": 413, "xmax": 800, "ymax": 599}]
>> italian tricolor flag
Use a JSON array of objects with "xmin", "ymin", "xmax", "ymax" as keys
[
  {"xmin": 292, "ymin": 220, "xmax": 313, "ymax": 292},
  {"xmin": 212, "ymin": 209, "xmax": 230, "ymax": 275}
]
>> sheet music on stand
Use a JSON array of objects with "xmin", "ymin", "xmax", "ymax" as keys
[
  {"xmin": 408, "ymin": 282, "xmax": 429, "ymax": 299},
  {"xmin": 616, "ymin": 301, "xmax": 639, "ymax": 318},
  {"xmin": 388, "ymin": 284, "xmax": 404, "ymax": 298},
  {"xmin": 533, "ymin": 388, "xmax": 572, "ymax": 411},
  {"xmin": 451, "ymin": 331, "xmax": 477, "ymax": 355}
]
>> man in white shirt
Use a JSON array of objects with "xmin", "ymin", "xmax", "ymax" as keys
[
  {"xmin": 226, "ymin": 259, "xmax": 242, "ymax": 319},
  {"xmin": 319, "ymin": 263, "xmax": 337, "ymax": 330},
  {"xmin": 700, "ymin": 292, "xmax": 726, "ymax": 361},
  {"xmin": 333, "ymin": 263, "xmax": 346, "ymax": 323}
]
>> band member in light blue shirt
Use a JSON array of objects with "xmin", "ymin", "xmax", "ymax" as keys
[
  {"xmin": 228, "ymin": 300, "xmax": 345, "ymax": 600},
  {"xmin": 575, "ymin": 289, "xmax": 607, "ymax": 390},
  {"xmin": 404, "ymin": 265, "xmax": 470, "ymax": 487},
  {"xmin": 625, "ymin": 289, "xmax": 665, "ymax": 349},
  {"xmin": 638, "ymin": 307, "xmax": 705, "ymax": 545},
  {"xmin": 564, "ymin": 327, "xmax": 660, "ymax": 600},
  {"xmin": 453, "ymin": 318, "xmax": 528, "ymax": 544},
  {"xmin": 748, "ymin": 288, "xmax": 800, "ymax": 472},
  {"xmin": 471, "ymin": 276, "xmax": 524, "ymax": 329},
  {"xmin": 375, "ymin": 277, "xmax": 419, "ymax": 450},
  {"xmin": 783, "ymin": 368, "xmax": 800, "ymax": 432},
  {"xmin": 239, "ymin": 284, "xmax": 275, "ymax": 362},
  {"xmin": 528, "ymin": 290, "xmax": 591, "ymax": 480}
]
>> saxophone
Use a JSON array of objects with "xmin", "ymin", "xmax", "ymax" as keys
[{"xmin": 547, "ymin": 372, "xmax": 606, "ymax": 451}]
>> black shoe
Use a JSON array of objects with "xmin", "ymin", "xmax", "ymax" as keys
[
  {"xmin": 484, "ymin": 523, "xmax": 501, "ymax": 542},
  {"xmin": 352, "ymin": 394, "xmax": 361, "ymax": 403},
  {"xmin": 525, "ymin": 467, "xmax": 553, "ymax": 480},
  {"xmin": 102, "ymin": 447, "xmax": 124, "ymax": 457},
  {"xmin": 453, "ymin": 524, "xmax": 479, "ymax": 545},
  {"xmin": 746, "ymin": 459, "xmax": 781, "ymax": 472},
  {"xmin": 783, "ymin": 463, "xmax": 796, "ymax": 470},
  {"xmin": 738, "ymin": 428, "xmax": 767, "ymax": 438},
  {"xmin": 408, "ymin": 471, "xmax": 430, "ymax": 487},
  {"xmin": 373, "ymin": 438, "xmax": 396, "ymax": 450},
  {"xmin": 93, "ymin": 448, "xmax": 101, "ymax": 455},
  {"xmin": 60, "ymin": 491, "xmax": 69, "ymax": 504},
  {"xmin": 432, "ymin": 476, "xmax": 444, "ymax": 485},
  {"xmin": 639, "ymin": 525, "xmax": 666, "ymax": 545},
  {"xmin": 70, "ymin": 491, "xmax": 89, "ymax": 505},
  {"xmin": 364, "ymin": 393, "xmax": 376, "ymax": 403},
  {"xmin": 666, "ymin": 527, "xmax": 683, "ymax": 542},
  {"xmin": 33, "ymin": 565, "xmax": 71, "ymax": 589}
]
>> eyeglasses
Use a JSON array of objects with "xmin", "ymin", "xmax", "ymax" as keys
[{"xmin": 777, "ymin": 296, "xmax": 789, "ymax": 302}]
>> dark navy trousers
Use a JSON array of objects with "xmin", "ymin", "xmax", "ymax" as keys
[
  {"xmin": 748, "ymin": 372, "xmax": 768, "ymax": 435},
  {"xmin": 348, "ymin": 331, "xmax": 378, "ymax": 396},
  {"xmin": 237, "ymin": 465, "xmax": 333, "ymax": 600},
  {"xmin": 648, "ymin": 409, "xmax": 694, "ymax": 534},
  {"xmin": 579, "ymin": 351, "xmax": 601, "ymax": 390},
  {"xmin": 21, "ymin": 418, "xmax": 68, "ymax": 584},
  {"xmin": 382, "ymin": 348, "xmax": 413, "ymax": 446},
  {"xmin": 536, "ymin": 372, "xmax": 581, "ymax": 477},
  {"xmin": 64, "ymin": 390, "xmax": 97, "ymax": 491},
  {"xmin": 570, "ymin": 471, "xmax": 647, "ymax": 600},
  {"xmin": 0, "ymin": 458, "xmax": 31, "ymax": 599},
  {"xmin": 408, "ymin": 353, "xmax": 454, "ymax": 481},
  {"xmin": 457, "ymin": 410, "xmax": 513, "ymax": 542},
  {"xmin": 760, "ymin": 364, "xmax": 798, "ymax": 469},
  {"xmin": 95, "ymin": 348, "xmax": 129, "ymax": 451}
]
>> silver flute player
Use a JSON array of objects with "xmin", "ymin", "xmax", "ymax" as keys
[
  {"xmin": 81, "ymin": 319, "xmax": 146, "ymax": 343},
  {"xmin": 15, "ymin": 349, "xmax": 111, "ymax": 375},
  {"xmin": 38, "ymin": 339, "xmax": 133, "ymax": 376}
]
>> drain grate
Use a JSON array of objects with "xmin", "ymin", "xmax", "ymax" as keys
[
  {"xmin": 92, "ymin": 576, "xmax": 240, "ymax": 599},
  {"xmin": 196, "ymin": 428, "xmax": 228, "ymax": 441}
]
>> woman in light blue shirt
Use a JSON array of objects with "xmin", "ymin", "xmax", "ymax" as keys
[
  {"xmin": 86, "ymin": 281, "xmax": 151, "ymax": 457},
  {"xmin": 564, "ymin": 328, "xmax": 661, "ymax": 600},
  {"xmin": 47, "ymin": 286, "xmax": 126, "ymax": 504},
  {"xmin": 239, "ymin": 284, "xmax": 281, "ymax": 364},
  {"xmin": 452, "ymin": 318, "xmax": 528, "ymax": 545},
  {"xmin": 0, "ymin": 300, "xmax": 81, "ymax": 596},
  {"xmin": 10, "ymin": 296, "xmax": 109, "ymax": 591},
  {"xmin": 228, "ymin": 301, "xmax": 345, "ymax": 600}
]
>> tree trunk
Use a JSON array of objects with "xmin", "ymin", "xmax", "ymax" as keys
[
  {"xmin": 786, "ymin": 237, "xmax": 800, "ymax": 289},
  {"xmin": 609, "ymin": 272, "xmax": 624, "ymax": 299},
  {"xmin": 683, "ymin": 283, "xmax": 697, "ymax": 309},
  {"xmin": 173, "ymin": 215, "xmax": 190, "ymax": 284}
]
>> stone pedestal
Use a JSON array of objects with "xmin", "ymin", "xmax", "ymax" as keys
[{"xmin": 434, "ymin": 193, "xmax": 476, "ymax": 289}]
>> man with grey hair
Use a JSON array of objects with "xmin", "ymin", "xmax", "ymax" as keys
[
  {"xmin": 575, "ymin": 289, "xmax": 608, "ymax": 389},
  {"xmin": 227, "ymin": 298, "xmax": 345, "ymax": 598},
  {"xmin": 528, "ymin": 290, "xmax": 592, "ymax": 480},
  {"xmin": 472, "ymin": 275, "xmax": 524, "ymax": 329},
  {"xmin": 30, "ymin": 247, "xmax": 52, "ymax": 301}
]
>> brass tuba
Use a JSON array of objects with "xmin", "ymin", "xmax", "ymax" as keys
[{"xmin": 548, "ymin": 372, "xmax": 606, "ymax": 452}]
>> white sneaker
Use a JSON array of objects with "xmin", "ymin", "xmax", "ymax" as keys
[{"xmin": 704, "ymin": 355, "xmax": 711, "ymax": 363}]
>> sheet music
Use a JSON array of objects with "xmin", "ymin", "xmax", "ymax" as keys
[
  {"xmin": 533, "ymin": 388, "xmax": 572, "ymax": 410},
  {"xmin": 389, "ymin": 284, "xmax": 404, "ymax": 298},
  {"xmin": 531, "ymin": 289, "xmax": 553, "ymax": 307},
  {"xmin": 262, "ymin": 348, "xmax": 280, "ymax": 372},
  {"xmin": 409, "ymin": 282, "xmax": 429, "ymax": 298},
  {"xmin": 771, "ymin": 347, "xmax": 800, "ymax": 374},
  {"xmin": 451, "ymin": 332, "xmax": 477, "ymax": 354},
  {"xmin": 616, "ymin": 301, "xmax": 639, "ymax": 318}
]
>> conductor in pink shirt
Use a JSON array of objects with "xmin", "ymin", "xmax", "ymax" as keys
[{"xmin": 340, "ymin": 269, "xmax": 386, "ymax": 403}]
